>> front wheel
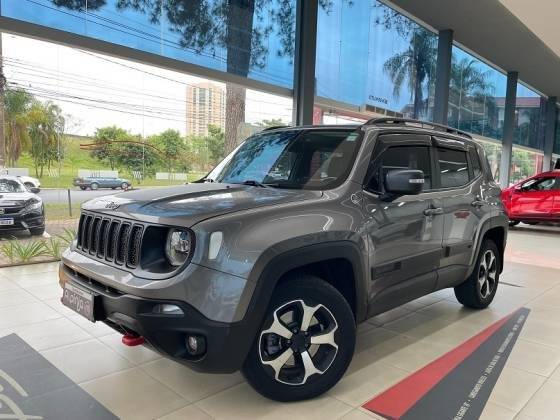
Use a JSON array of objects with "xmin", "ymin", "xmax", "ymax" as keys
[
  {"xmin": 508, "ymin": 220, "xmax": 519, "ymax": 227},
  {"xmin": 455, "ymin": 239, "xmax": 500, "ymax": 309},
  {"xmin": 90, "ymin": 183, "xmax": 99, "ymax": 190},
  {"xmin": 121, "ymin": 182, "xmax": 129, "ymax": 190},
  {"xmin": 242, "ymin": 275, "xmax": 355, "ymax": 402}
]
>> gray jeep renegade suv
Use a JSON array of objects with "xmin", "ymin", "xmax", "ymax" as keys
[{"xmin": 59, "ymin": 118, "xmax": 508, "ymax": 401}]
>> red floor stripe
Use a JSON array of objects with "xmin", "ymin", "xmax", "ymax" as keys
[{"xmin": 362, "ymin": 311, "xmax": 515, "ymax": 419}]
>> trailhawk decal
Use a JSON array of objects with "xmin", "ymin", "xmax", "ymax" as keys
[{"xmin": 363, "ymin": 307, "xmax": 530, "ymax": 420}]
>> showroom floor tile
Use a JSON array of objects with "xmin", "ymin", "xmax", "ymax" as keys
[{"xmin": 0, "ymin": 225, "xmax": 559, "ymax": 419}]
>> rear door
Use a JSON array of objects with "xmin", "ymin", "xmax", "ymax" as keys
[
  {"xmin": 434, "ymin": 138, "xmax": 483, "ymax": 289},
  {"xmin": 362, "ymin": 134, "xmax": 443, "ymax": 315},
  {"xmin": 511, "ymin": 176, "xmax": 556, "ymax": 218}
]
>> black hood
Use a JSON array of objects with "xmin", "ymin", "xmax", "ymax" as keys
[{"xmin": 81, "ymin": 183, "xmax": 322, "ymax": 227}]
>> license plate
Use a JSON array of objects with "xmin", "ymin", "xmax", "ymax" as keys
[
  {"xmin": 0, "ymin": 218, "xmax": 14, "ymax": 225},
  {"xmin": 62, "ymin": 283, "xmax": 96, "ymax": 321}
]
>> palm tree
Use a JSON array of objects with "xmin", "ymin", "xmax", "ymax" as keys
[
  {"xmin": 27, "ymin": 101, "xmax": 65, "ymax": 177},
  {"xmin": 383, "ymin": 28, "xmax": 437, "ymax": 119},
  {"xmin": 448, "ymin": 57, "xmax": 495, "ymax": 135},
  {"xmin": 4, "ymin": 88, "xmax": 33, "ymax": 167}
]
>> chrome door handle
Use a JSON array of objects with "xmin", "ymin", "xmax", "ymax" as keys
[{"xmin": 423, "ymin": 207, "xmax": 443, "ymax": 216}]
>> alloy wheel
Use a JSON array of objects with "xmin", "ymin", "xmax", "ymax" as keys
[
  {"xmin": 259, "ymin": 299, "xmax": 339, "ymax": 386},
  {"xmin": 478, "ymin": 250, "xmax": 497, "ymax": 299}
]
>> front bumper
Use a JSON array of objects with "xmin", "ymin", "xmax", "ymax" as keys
[
  {"xmin": 0, "ymin": 211, "xmax": 44, "ymax": 232},
  {"xmin": 58, "ymin": 260, "xmax": 259, "ymax": 373}
]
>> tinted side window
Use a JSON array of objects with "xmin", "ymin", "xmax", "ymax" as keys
[
  {"xmin": 470, "ymin": 148, "xmax": 482, "ymax": 178},
  {"xmin": 369, "ymin": 146, "xmax": 432, "ymax": 192},
  {"xmin": 521, "ymin": 177, "xmax": 556, "ymax": 192},
  {"xmin": 438, "ymin": 148, "xmax": 469, "ymax": 188}
]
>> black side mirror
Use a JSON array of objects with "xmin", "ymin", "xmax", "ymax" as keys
[
  {"xmin": 29, "ymin": 187, "xmax": 40, "ymax": 194},
  {"xmin": 384, "ymin": 169, "xmax": 424, "ymax": 196}
]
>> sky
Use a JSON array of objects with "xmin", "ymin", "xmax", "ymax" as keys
[{"xmin": 3, "ymin": 34, "xmax": 293, "ymax": 137}]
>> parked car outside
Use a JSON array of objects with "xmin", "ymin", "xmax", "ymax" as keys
[
  {"xmin": 501, "ymin": 170, "xmax": 560, "ymax": 226},
  {"xmin": 73, "ymin": 176, "xmax": 131, "ymax": 190},
  {"xmin": 59, "ymin": 119, "xmax": 508, "ymax": 401},
  {"xmin": 0, "ymin": 175, "xmax": 45, "ymax": 236},
  {"xmin": 17, "ymin": 175, "xmax": 41, "ymax": 191}
]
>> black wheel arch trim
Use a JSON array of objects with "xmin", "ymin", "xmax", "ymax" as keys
[
  {"xmin": 246, "ymin": 240, "xmax": 368, "ymax": 321},
  {"xmin": 467, "ymin": 216, "xmax": 508, "ymax": 278}
]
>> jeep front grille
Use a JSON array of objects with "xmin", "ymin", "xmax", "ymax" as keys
[{"xmin": 77, "ymin": 212, "xmax": 144, "ymax": 268}]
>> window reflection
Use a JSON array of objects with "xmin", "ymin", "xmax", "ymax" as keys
[
  {"xmin": 513, "ymin": 84, "xmax": 546, "ymax": 151},
  {"xmin": 447, "ymin": 46, "xmax": 506, "ymax": 142},
  {"xmin": 2, "ymin": 0, "xmax": 296, "ymax": 89},
  {"xmin": 315, "ymin": 1, "xmax": 437, "ymax": 120}
]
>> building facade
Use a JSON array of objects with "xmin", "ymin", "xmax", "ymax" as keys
[{"xmin": 185, "ymin": 83, "xmax": 226, "ymax": 137}]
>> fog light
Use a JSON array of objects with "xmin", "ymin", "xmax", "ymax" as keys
[
  {"xmin": 186, "ymin": 334, "xmax": 206, "ymax": 356},
  {"xmin": 152, "ymin": 304, "xmax": 184, "ymax": 315}
]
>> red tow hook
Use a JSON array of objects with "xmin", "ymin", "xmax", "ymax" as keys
[{"xmin": 122, "ymin": 334, "xmax": 145, "ymax": 346}]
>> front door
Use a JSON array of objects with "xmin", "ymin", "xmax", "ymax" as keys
[
  {"xmin": 362, "ymin": 135, "xmax": 444, "ymax": 316},
  {"xmin": 510, "ymin": 176, "xmax": 556, "ymax": 218}
]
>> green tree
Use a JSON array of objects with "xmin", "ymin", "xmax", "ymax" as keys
[
  {"xmin": 114, "ymin": 135, "xmax": 158, "ymax": 179},
  {"xmin": 27, "ymin": 101, "xmax": 65, "ymax": 177},
  {"xmin": 206, "ymin": 124, "xmax": 225, "ymax": 165},
  {"xmin": 4, "ymin": 88, "xmax": 33, "ymax": 166},
  {"xmin": 149, "ymin": 129, "xmax": 186, "ymax": 173},
  {"xmin": 91, "ymin": 126, "xmax": 130, "ymax": 170}
]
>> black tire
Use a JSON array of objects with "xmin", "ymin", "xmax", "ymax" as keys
[
  {"xmin": 508, "ymin": 220, "xmax": 519, "ymax": 227},
  {"xmin": 90, "ymin": 183, "xmax": 99, "ymax": 190},
  {"xmin": 525, "ymin": 221, "xmax": 539, "ymax": 225},
  {"xmin": 29, "ymin": 226, "xmax": 45, "ymax": 236},
  {"xmin": 121, "ymin": 182, "xmax": 129, "ymax": 190},
  {"xmin": 455, "ymin": 239, "xmax": 500, "ymax": 309},
  {"xmin": 242, "ymin": 275, "xmax": 356, "ymax": 402},
  {"xmin": 80, "ymin": 186, "xmax": 86, "ymax": 191}
]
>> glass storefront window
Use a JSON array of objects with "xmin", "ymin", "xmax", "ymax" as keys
[
  {"xmin": 478, "ymin": 140, "xmax": 502, "ymax": 182},
  {"xmin": 447, "ymin": 47, "xmax": 507, "ymax": 142},
  {"xmin": 315, "ymin": 1, "xmax": 437, "ymax": 120},
  {"xmin": 510, "ymin": 147, "xmax": 544, "ymax": 185},
  {"xmin": 513, "ymin": 84, "xmax": 546, "ymax": 150},
  {"xmin": 1, "ymin": 0, "xmax": 296, "ymax": 89}
]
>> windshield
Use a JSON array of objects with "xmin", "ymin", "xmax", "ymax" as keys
[
  {"xmin": 0, "ymin": 179, "xmax": 26, "ymax": 193},
  {"xmin": 206, "ymin": 129, "xmax": 362, "ymax": 190}
]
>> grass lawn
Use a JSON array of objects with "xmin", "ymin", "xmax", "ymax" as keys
[{"xmin": 44, "ymin": 203, "xmax": 82, "ymax": 221}]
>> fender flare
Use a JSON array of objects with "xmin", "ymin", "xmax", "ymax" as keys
[
  {"xmin": 467, "ymin": 215, "xmax": 508, "ymax": 277},
  {"xmin": 228, "ymin": 240, "xmax": 367, "ymax": 368}
]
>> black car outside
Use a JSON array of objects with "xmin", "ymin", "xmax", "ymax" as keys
[{"xmin": 0, "ymin": 177, "xmax": 45, "ymax": 236}]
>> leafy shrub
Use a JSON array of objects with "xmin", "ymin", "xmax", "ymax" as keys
[
  {"xmin": 56, "ymin": 228, "xmax": 77, "ymax": 245},
  {"xmin": 43, "ymin": 238, "xmax": 64, "ymax": 259}
]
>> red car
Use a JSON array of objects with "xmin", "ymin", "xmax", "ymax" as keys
[{"xmin": 501, "ymin": 170, "xmax": 560, "ymax": 226}]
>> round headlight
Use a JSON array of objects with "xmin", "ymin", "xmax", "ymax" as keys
[{"xmin": 165, "ymin": 229, "xmax": 194, "ymax": 267}]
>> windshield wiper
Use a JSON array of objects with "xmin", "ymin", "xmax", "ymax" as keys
[{"xmin": 240, "ymin": 180, "xmax": 271, "ymax": 188}]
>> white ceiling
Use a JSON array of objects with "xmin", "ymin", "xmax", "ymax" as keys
[{"xmin": 499, "ymin": 0, "xmax": 560, "ymax": 59}]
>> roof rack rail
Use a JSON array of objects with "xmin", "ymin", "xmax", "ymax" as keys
[
  {"xmin": 261, "ymin": 125, "xmax": 290, "ymax": 131},
  {"xmin": 364, "ymin": 117, "xmax": 472, "ymax": 139}
]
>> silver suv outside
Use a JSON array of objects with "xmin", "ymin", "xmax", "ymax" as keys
[{"xmin": 59, "ymin": 118, "xmax": 508, "ymax": 401}]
